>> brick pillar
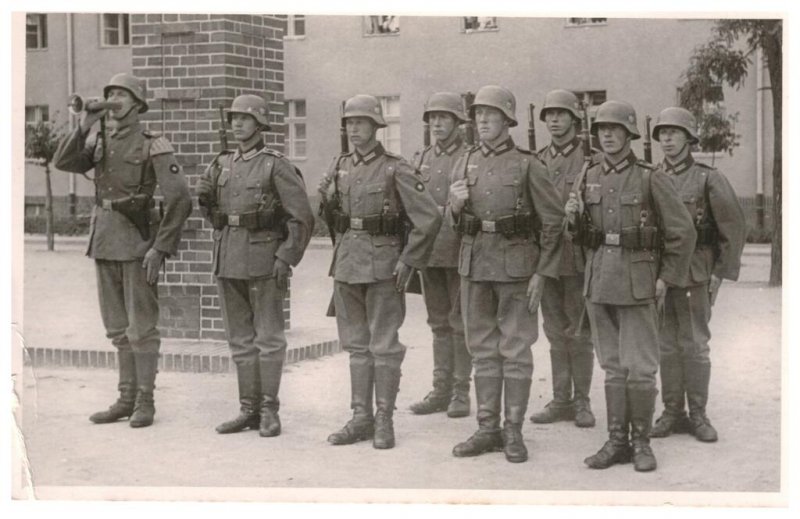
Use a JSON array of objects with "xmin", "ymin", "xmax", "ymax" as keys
[{"xmin": 130, "ymin": 14, "xmax": 288, "ymax": 340}]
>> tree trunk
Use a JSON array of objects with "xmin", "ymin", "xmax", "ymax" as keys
[
  {"xmin": 45, "ymin": 162, "xmax": 55, "ymax": 251},
  {"xmin": 764, "ymin": 29, "xmax": 782, "ymax": 286}
]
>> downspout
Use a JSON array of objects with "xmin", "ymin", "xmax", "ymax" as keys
[
  {"xmin": 66, "ymin": 13, "xmax": 77, "ymax": 216},
  {"xmin": 755, "ymin": 47, "xmax": 765, "ymax": 229}
]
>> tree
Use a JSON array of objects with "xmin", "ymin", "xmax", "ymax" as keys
[
  {"xmin": 24, "ymin": 118, "xmax": 65, "ymax": 251},
  {"xmin": 678, "ymin": 20, "xmax": 782, "ymax": 286}
]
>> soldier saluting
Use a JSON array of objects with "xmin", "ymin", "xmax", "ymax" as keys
[
  {"xmin": 54, "ymin": 73, "xmax": 192, "ymax": 428},
  {"xmin": 567, "ymin": 101, "xmax": 695, "ymax": 472},
  {"xmin": 408, "ymin": 92, "xmax": 473, "ymax": 419},
  {"xmin": 448, "ymin": 85, "xmax": 566, "ymax": 463},
  {"xmin": 321, "ymin": 95, "xmax": 441, "ymax": 450},
  {"xmin": 196, "ymin": 94, "xmax": 314, "ymax": 438},
  {"xmin": 649, "ymin": 107, "xmax": 745, "ymax": 443}
]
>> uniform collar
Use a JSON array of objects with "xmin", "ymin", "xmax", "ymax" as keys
[
  {"xmin": 434, "ymin": 134, "xmax": 463, "ymax": 157},
  {"xmin": 479, "ymin": 137, "xmax": 514, "ymax": 157},
  {"xmin": 353, "ymin": 142, "xmax": 385, "ymax": 165},
  {"xmin": 109, "ymin": 120, "xmax": 140, "ymax": 140},
  {"xmin": 602, "ymin": 152, "xmax": 636, "ymax": 175},
  {"xmin": 234, "ymin": 140, "xmax": 265, "ymax": 162},
  {"xmin": 663, "ymin": 153, "xmax": 695, "ymax": 176},
  {"xmin": 549, "ymin": 136, "xmax": 581, "ymax": 158}
]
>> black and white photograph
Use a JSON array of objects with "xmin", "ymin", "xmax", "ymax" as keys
[{"xmin": 6, "ymin": 0, "xmax": 796, "ymax": 514}]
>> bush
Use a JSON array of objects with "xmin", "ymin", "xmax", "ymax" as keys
[
  {"xmin": 746, "ymin": 225, "xmax": 772, "ymax": 244},
  {"xmin": 25, "ymin": 215, "xmax": 91, "ymax": 236}
]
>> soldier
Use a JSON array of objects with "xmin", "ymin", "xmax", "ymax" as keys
[
  {"xmin": 196, "ymin": 95, "xmax": 314, "ymax": 437},
  {"xmin": 567, "ymin": 100, "xmax": 695, "ymax": 472},
  {"xmin": 408, "ymin": 92, "xmax": 473, "ymax": 419},
  {"xmin": 54, "ymin": 73, "xmax": 192, "ymax": 428},
  {"xmin": 448, "ymin": 85, "xmax": 566, "ymax": 463},
  {"xmin": 649, "ymin": 107, "xmax": 746, "ymax": 443},
  {"xmin": 321, "ymin": 94, "xmax": 442, "ymax": 449},
  {"xmin": 530, "ymin": 90, "xmax": 599, "ymax": 428}
]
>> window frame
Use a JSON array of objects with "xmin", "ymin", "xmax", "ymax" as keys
[
  {"xmin": 100, "ymin": 13, "xmax": 131, "ymax": 48},
  {"xmin": 461, "ymin": 16, "xmax": 499, "ymax": 34},
  {"xmin": 285, "ymin": 99, "xmax": 307, "ymax": 161},
  {"xmin": 376, "ymin": 96, "xmax": 402, "ymax": 154},
  {"xmin": 285, "ymin": 15, "xmax": 306, "ymax": 40},
  {"xmin": 565, "ymin": 18, "xmax": 608, "ymax": 28},
  {"xmin": 363, "ymin": 16, "xmax": 400, "ymax": 37},
  {"xmin": 26, "ymin": 13, "xmax": 48, "ymax": 50}
]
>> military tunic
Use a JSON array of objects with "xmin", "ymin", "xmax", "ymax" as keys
[
  {"xmin": 54, "ymin": 121, "xmax": 191, "ymax": 352},
  {"xmin": 330, "ymin": 142, "xmax": 441, "ymax": 369},
  {"xmin": 200, "ymin": 141, "xmax": 314, "ymax": 364},
  {"xmin": 449, "ymin": 137, "xmax": 565, "ymax": 380},
  {"xmin": 656, "ymin": 154, "xmax": 745, "ymax": 364},
  {"xmin": 414, "ymin": 135, "xmax": 471, "ymax": 380},
  {"xmin": 582, "ymin": 153, "xmax": 695, "ymax": 389}
]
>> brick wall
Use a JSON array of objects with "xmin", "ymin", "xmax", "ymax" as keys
[{"xmin": 130, "ymin": 14, "xmax": 288, "ymax": 340}]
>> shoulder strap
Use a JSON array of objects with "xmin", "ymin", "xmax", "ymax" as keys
[{"xmin": 138, "ymin": 135, "xmax": 154, "ymax": 194}]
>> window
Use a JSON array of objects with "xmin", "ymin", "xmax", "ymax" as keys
[
  {"xmin": 286, "ymin": 100, "xmax": 307, "ymax": 160},
  {"xmin": 285, "ymin": 15, "xmax": 305, "ymax": 38},
  {"xmin": 26, "ymin": 203, "xmax": 46, "ymax": 217},
  {"xmin": 463, "ymin": 17, "xmax": 498, "ymax": 32},
  {"xmin": 572, "ymin": 90, "xmax": 607, "ymax": 110},
  {"xmin": 376, "ymin": 96, "xmax": 401, "ymax": 154},
  {"xmin": 566, "ymin": 18, "xmax": 608, "ymax": 27},
  {"xmin": 364, "ymin": 16, "xmax": 399, "ymax": 36},
  {"xmin": 26, "ymin": 14, "xmax": 47, "ymax": 50},
  {"xmin": 101, "ymin": 14, "xmax": 130, "ymax": 46},
  {"xmin": 25, "ymin": 105, "xmax": 50, "ymax": 143}
]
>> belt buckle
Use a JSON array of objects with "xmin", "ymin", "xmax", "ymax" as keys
[
  {"xmin": 228, "ymin": 214, "xmax": 240, "ymax": 227},
  {"xmin": 606, "ymin": 232, "xmax": 620, "ymax": 246},
  {"xmin": 102, "ymin": 199, "xmax": 113, "ymax": 210},
  {"xmin": 481, "ymin": 220, "xmax": 496, "ymax": 233},
  {"xmin": 350, "ymin": 217, "xmax": 364, "ymax": 230}
]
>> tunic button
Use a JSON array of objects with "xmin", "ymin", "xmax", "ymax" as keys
[
  {"xmin": 356, "ymin": 179, "xmax": 361, "ymax": 184},
  {"xmin": 436, "ymin": 187, "xmax": 441, "ymax": 191},
  {"xmin": 555, "ymin": 170, "xmax": 560, "ymax": 176},
  {"xmin": 234, "ymin": 192, "xmax": 239, "ymax": 197},
  {"xmin": 608, "ymin": 208, "xmax": 614, "ymax": 213},
  {"xmin": 486, "ymin": 190, "xmax": 491, "ymax": 195},
  {"xmin": 607, "ymin": 248, "xmax": 612, "ymax": 253},
  {"xmin": 488, "ymin": 171, "xmax": 493, "ymax": 176},
  {"xmin": 437, "ymin": 169, "xmax": 442, "ymax": 173},
  {"xmin": 609, "ymin": 188, "xmax": 615, "ymax": 193},
  {"xmin": 485, "ymin": 210, "xmax": 491, "ymax": 215}
]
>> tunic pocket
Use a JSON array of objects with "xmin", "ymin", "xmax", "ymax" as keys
[
  {"xmin": 630, "ymin": 249, "xmax": 656, "ymax": 300},
  {"xmin": 620, "ymin": 192, "xmax": 643, "ymax": 226},
  {"xmin": 504, "ymin": 239, "xmax": 535, "ymax": 278},
  {"xmin": 372, "ymin": 234, "xmax": 401, "ymax": 280}
]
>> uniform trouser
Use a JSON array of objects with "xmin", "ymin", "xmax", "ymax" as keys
[
  {"xmin": 334, "ymin": 280, "xmax": 406, "ymax": 369},
  {"xmin": 659, "ymin": 284, "xmax": 712, "ymax": 363},
  {"xmin": 95, "ymin": 259, "xmax": 160, "ymax": 353},
  {"xmin": 421, "ymin": 267, "xmax": 470, "ymax": 381},
  {"xmin": 461, "ymin": 278, "xmax": 537, "ymax": 380},
  {"xmin": 217, "ymin": 276, "xmax": 287, "ymax": 365},
  {"xmin": 586, "ymin": 301, "xmax": 659, "ymax": 391},
  {"xmin": 541, "ymin": 274, "xmax": 593, "ymax": 395}
]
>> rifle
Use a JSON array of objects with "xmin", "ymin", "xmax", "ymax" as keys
[
  {"xmin": 218, "ymin": 104, "xmax": 229, "ymax": 153},
  {"xmin": 322, "ymin": 101, "xmax": 348, "ymax": 317},
  {"xmin": 572, "ymin": 100, "xmax": 594, "ymax": 337},
  {"xmin": 423, "ymin": 118, "xmax": 431, "ymax": 148},
  {"xmin": 462, "ymin": 91, "xmax": 476, "ymax": 145},
  {"xmin": 527, "ymin": 104, "xmax": 537, "ymax": 151},
  {"xmin": 644, "ymin": 115, "xmax": 653, "ymax": 163},
  {"xmin": 198, "ymin": 104, "xmax": 231, "ymax": 214}
]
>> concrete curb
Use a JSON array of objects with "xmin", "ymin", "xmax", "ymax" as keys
[{"xmin": 23, "ymin": 339, "xmax": 341, "ymax": 373}]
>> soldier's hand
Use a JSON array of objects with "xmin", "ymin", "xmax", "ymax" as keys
[
  {"xmin": 317, "ymin": 174, "xmax": 334, "ymax": 197},
  {"xmin": 79, "ymin": 109, "xmax": 107, "ymax": 134},
  {"xmin": 708, "ymin": 275, "xmax": 723, "ymax": 306},
  {"xmin": 393, "ymin": 261, "xmax": 415, "ymax": 293},
  {"xmin": 565, "ymin": 193, "xmax": 581, "ymax": 215},
  {"xmin": 196, "ymin": 177, "xmax": 214, "ymax": 206},
  {"xmin": 273, "ymin": 257, "xmax": 291, "ymax": 292},
  {"xmin": 526, "ymin": 273, "xmax": 545, "ymax": 314},
  {"xmin": 142, "ymin": 248, "xmax": 166, "ymax": 285},
  {"xmin": 449, "ymin": 179, "xmax": 469, "ymax": 213},
  {"xmin": 655, "ymin": 278, "xmax": 667, "ymax": 322}
]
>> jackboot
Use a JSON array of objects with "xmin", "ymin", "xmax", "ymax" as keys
[
  {"xmin": 216, "ymin": 362, "xmax": 261, "ymax": 434},
  {"xmin": 502, "ymin": 378, "xmax": 531, "ymax": 463},
  {"xmin": 453, "ymin": 376, "xmax": 504, "ymax": 457},
  {"xmin": 629, "ymin": 386, "xmax": 658, "ymax": 472},
  {"xmin": 258, "ymin": 360, "xmax": 283, "ymax": 437},
  {"xmin": 585, "ymin": 384, "xmax": 632, "ymax": 469},
  {"xmin": 572, "ymin": 349, "xmax": 596, "ymax": 428},
  {"xmin": 447, "ymin": 335, "xmax": 472, "ymax": 418},
  {"xmin": 90, "ymin": 349, "xmax": 137, "ymax": 424},
  {"xmin": 685, "ymin": 360, "xmax": 718, "ymax": 442},
  {"xmin": 373, "ymin": 365, "xmax": 401, "ymax": 449},
  {"xmin": 650, "ymin": 354, "xmax": 690, "ymax": 438},
  {"xmin": 328, "ymin": 363, "xmax": 375, "ymax": 445},
  {"xmin": 409, "ymin": 338, "xmax": 452, "ymax": 415},
  {"xmin": 530, "ymin": 349, "xmax": 575, "ymax": 423},
  {"xmin": 130, "ymin": 351, "xmax": 159, "ymax": 428}
]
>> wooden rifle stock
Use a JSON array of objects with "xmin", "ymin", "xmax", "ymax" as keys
[
  {"xmin": 528, "ymin": 103, "xmax": 536, "ymax": 151},
  {"xmin": 218, "ymin": 104, "xmax": 229, "ymax": 152},
  {"xmin": 462, "ymin": 91, "xmax": 475, "ymax": 145},
  {"xmin": 325, "ymin": 101, "xmax": 350, "ymax": 317},
  {"xmin": 644, "ymin": 115, "xmax": 653, "ymax": 163}
]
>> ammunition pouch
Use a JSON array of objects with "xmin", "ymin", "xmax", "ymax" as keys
[
  {"xmin": 97, "ymin": 194, "xmax": 154, "ymax": 241},
  {"xmin": 695, "ymin": 223, "xmax": 718, "ymax": 247},
  {"xmin": 209, "ymin": 207, "xmax": 282, "ymax": 232},
  {"xmin": 458, "ymin": 212, "xmax": 537, "ymax": 240},
  {"xmin": 580, "ymin": 224, "xmax": 660, "ymax": 250},
  {"xmin": 333, "ymin": 212, "xmax": 404, "ymax": 236}
]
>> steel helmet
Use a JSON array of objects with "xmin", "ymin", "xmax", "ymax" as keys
[
  {"xmin": 342, "ymin": 94, "xmax": 387, "ymax": 128},
  {"xmin": 652, "ymin": 107, "xmax": 699, "ymax": 145},
  {"xmin": 103, "ymin": 73, "xmax": 148, "ymax": 113},
  {"xmin": 423, "ymin": 92, "xmax": 469, "ymax": 123},
  {"xmin": 540, "ymin": 89, "xmax": 582, "ymax": 121},
  {"xmin": 469, "ymin": 85, "xmax": 518, "ymax": 127},
  {"xmin": 226, "ymin": 94, "xmax": 271, "ymax": 130},
  {"xmin": 591, "ymin": 100, "xmax": 641, "ymax": 140}
]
